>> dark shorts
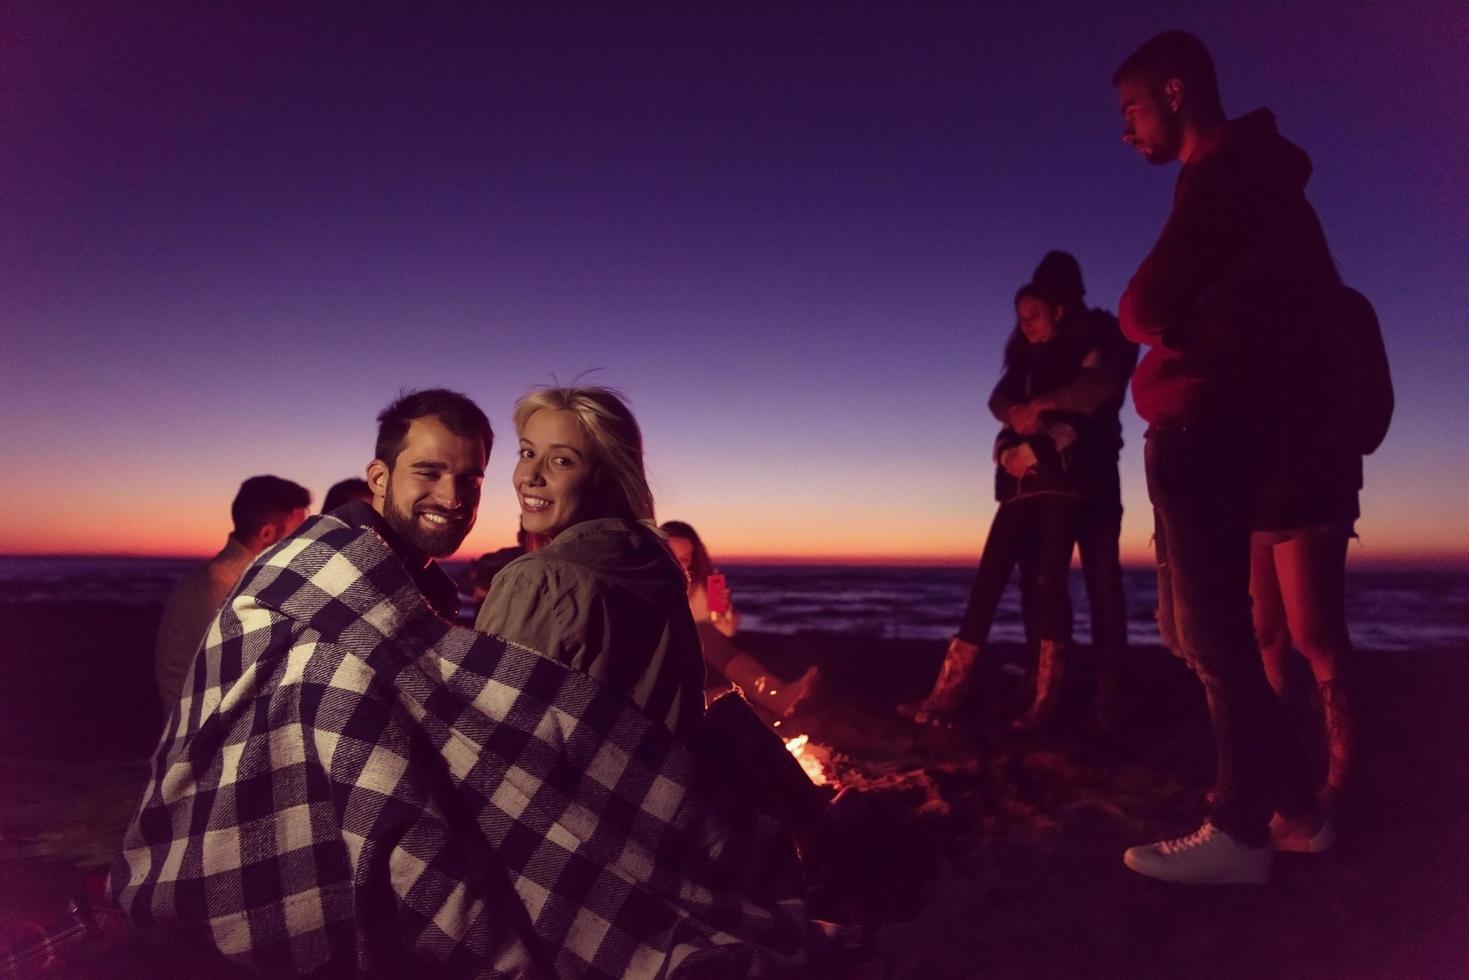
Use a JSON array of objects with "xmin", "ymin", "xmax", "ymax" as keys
[
  {"xmin": 1252, "ymin": 447, "xmax": 1362, "ymax": 533},
  {"xmin": 1252, "ymin": 474, "xmax": 1360, "ymax": 534}
]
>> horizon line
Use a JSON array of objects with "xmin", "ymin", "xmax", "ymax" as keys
[{"xmin": 4, "ymin": 549, "xmax": 1468, "ymax": 572}]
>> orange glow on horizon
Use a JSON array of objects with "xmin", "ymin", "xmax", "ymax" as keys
[
  {"xmin": 0, "ymin": 517, "xmax": 234, "ymax": 560},
  {"xmin": 3, "ymin": 486, "xmax": 1464, "ymax": 569},
  {"xmin": 712, "ymin": 550, "xmax": 1469, "ymax": 570},
  {"xmin": 3, "ymin": 537, "xmax": 1466, "ymax": 570}
]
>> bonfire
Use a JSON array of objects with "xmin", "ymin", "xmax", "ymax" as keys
[{"xmin": 784, "ymin": 734, "xmax": 833, "ymax": 786}]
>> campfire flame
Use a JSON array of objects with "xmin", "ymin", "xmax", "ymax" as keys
[{"xmin": 783, "ymin": 734, "xmax": 830, "ymax": 786}]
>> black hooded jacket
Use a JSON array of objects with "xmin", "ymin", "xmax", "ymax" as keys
[
  {"xmin": 1119, "ymin": 109, "xmax": 1341, "ymax": 429},
  {"xmin": 990, "ymin": 315, "xmax": 1110, "ymax": 503}
]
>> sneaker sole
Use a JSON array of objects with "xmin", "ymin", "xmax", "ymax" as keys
[
  {"xmin": 1123, "ymin": 851, "xmax": 1271, "ymax": 884},
  {"xmin": 1272, "ymin": 832, "xmax": 1334, "ymax": 854},
  {"xmin": 1270, "ymin": 819, "xmax": 1335, "ymax": 854}
]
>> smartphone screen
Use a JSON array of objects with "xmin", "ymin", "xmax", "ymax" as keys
[{"xmin": 706, "ymin": 573, "xmax": 728, "ymax": 613}]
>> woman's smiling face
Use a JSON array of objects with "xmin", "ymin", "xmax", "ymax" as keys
[{"xmin": 514, "ymin": 409, "xmax": 596, "ymax": 539}]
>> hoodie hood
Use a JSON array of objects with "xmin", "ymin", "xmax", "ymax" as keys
[
  {"xmin": 1125, "ymin": 107, "xmax": 1338, "ymax": 428},
  {"xmin": 539, "ymin": 517, "xmax": 684, "ymax": 601},
  {"xmin": 1210, "ymin": 108, "xmax": 1314, "ymax": 196}
]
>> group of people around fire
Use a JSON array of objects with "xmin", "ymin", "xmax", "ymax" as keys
[{"xmin": 121, "ymin": 29, "xmax": 1390, "ymax": 977}]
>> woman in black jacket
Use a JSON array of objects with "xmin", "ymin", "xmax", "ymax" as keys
[{"xmin": 902, "ymin": 281, "xmax": 1106, "ymax": 730}]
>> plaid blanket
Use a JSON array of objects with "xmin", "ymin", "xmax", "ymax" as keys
[{"xmin": 111, "ymin": 515, "xmax": 811, "ymax": 977}]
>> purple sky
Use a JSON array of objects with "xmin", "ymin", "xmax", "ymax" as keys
[{"xmin": 2, "ymin": 1, "xmax": 1465, "ymax": 562}]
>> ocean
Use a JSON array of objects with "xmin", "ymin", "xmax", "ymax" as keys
[{"xmin": 1, "ymin": 555, "xmax": 1465, "ymax": 654}]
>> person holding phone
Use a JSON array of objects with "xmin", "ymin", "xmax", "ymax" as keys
[{"xmin": 661, "ymin": 521, "xmax": 818, "ymax": 719}]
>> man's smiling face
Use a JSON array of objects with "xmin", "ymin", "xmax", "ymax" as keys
[{"xmin": 371, "ymin": 415, "xmax": 486, "ymax": 558}]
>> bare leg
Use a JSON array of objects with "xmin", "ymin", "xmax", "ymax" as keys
[
  {"xmin": 1270, "ymin": 530, "xmax": 1352, "ymax": 685},
  {"xmin": 701, "ymin": 623, "xmax": 819, "ymax": 718},
  {"xmin": 1269, "ymin": 528, "xmax": 1356, "ymax": 799}
]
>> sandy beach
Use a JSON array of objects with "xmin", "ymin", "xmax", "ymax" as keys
[
  {"xmin": 2, "ymin": 599, "xmax": 1466, "ymax": 977},
  {"xmin": 742, "ymin": 630, "xmax": 1469, "ymax": 978}
]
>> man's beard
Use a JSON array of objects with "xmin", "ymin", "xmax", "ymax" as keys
[
  {"xmin": 382, "ymin": 481, "xmax": 472, "ymax": 559},
  {"xmin": 1146, "ymin": 113, "xmax": 1185, "ymax": 164}
]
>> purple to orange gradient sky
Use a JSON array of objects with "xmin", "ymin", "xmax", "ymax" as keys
[{"xmin": 2, "ymin": 2, "xmax": 1466, "ymax": 565}]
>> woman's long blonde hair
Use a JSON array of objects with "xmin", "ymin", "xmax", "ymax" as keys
[{"xmin": 513, "ymin": 385, "xmax": 656, "ymax": 528}]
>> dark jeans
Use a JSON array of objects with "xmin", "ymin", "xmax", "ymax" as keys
[
  {"xmin": 1021, "ymin": 492, "xmax": 1128, "ymax": 666},
  {"xmin": 958, "ymin": 494, "xmax": 1081, "ymax": 647},
  {"xmin": 1147, "ymin": 425, "xmax": 1314, "ymax": 844}
]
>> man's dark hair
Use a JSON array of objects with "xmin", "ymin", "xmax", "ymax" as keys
[
  {"xmin": 231, "ymin": 476, "xmax": 311, "ymax": 538},
  {"xmin": 321, "ymin": 478, "xmax": 372, "ymax": 513},
  {"xmin": 1112, "ymin": 30, "xmax": 1224, "ymax": 119},
  {"xmin": 375, "ymin": 388, "xmax": 494, "ymax": 468}
]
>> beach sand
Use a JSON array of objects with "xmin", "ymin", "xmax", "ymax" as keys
[
  {"xmin": 744, "ymin": 630, "xmax": 1469, "ymax": 978},
  {"xmin": 2, "ymin": 601, "xmax": 1466, "ymax": 977}
]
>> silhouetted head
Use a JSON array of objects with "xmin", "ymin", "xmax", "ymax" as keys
[
  {"xmin": 1113, "ymin": 30, "xmax": 1223, "ymax": 164},
  {"xmin": 1031, "ymin": 251, "xmax": 1085, "ymax": 310},
  {"xmin": 511, "ymin": 385, "xmax": 654, "ymax": 542},
  {"xmin": 321, "ymin": 477, "xmax": 371, "ymax": 513},
  {"xmin": 660, "ymin": 521, "xmax": 713, "ymax": 585},
  {"xmin": 368, "ymin": 388, "xmax": 492, "ymax": 559},
  {"xmin": 231, "ymin": 475, "xmax": 311, "ymax": 554}
]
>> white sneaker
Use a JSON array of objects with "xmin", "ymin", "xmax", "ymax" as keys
[
  {"xmin": 1270, "ymin": 812, "xmax": 1334, "ymax": 854},
  {"xmin": 1123, "ymin": 822, "xmax": 1272, "ymax": 884}
]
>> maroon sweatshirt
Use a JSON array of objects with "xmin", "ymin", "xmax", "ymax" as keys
[{"xmin": 1119, "ymin": 110, "xmax": 1338, "ymax": 428}]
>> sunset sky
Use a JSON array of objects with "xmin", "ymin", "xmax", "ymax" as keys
[{"xmin": 3, "ymin": 2, "xmax": 1466, "ymax": 566}]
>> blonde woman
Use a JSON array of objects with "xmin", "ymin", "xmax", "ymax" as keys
[{"xmin": 475, "ymin": 385, "xmax": 705, "ymax": 738}]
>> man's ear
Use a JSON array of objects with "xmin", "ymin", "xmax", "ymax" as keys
[
  {"xmin": 367, "ymin": 459, "xmax": 390, "ymax": 499},
  {"xmin": 256, "ymin": 522, "xmax": 280, "ymax": 547},
  {"xmin": 1162, "ymin": 78, "xmax": 1184, "ymax": 113}
]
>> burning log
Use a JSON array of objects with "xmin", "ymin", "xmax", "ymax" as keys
[{"xmin": 783, "ymin": 734, "xmax": 832, "ymax": 787}]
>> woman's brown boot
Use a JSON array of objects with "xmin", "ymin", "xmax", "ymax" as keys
[
  {"xmin": 1013, "ymin": 639, "xmax": 1067, "ymax": 732},
  {"xmin": 898, "ymin": 637, "xmax": 980, "ymax": 727}
]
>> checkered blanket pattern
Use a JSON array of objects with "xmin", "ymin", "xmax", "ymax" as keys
[{"xmin": 111, "ymin": 515, "xmax": 810, "ymax": 977}]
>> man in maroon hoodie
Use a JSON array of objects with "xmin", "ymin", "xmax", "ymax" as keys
[{"xmin": 1112, "ymin": 31, "xmax": 1332, "ymax": 883}]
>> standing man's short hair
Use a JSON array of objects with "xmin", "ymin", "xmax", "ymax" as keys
[
  {"xmin": 1112, "ymin": 30, "xmax": 1224, "ymax": 119},
  {"xmin": 322, "ymin": 478, "xmax": 372, "ymax": 513},
  {"xmin": 376, "ymin": 389, "xmax": 494, "ymax": 468},
  {"xmin": 231, "ymin": 476, "xmax": 312, "ymax": 540}
]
